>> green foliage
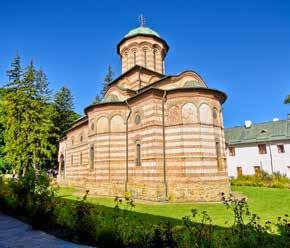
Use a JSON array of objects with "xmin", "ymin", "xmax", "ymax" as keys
[
  {"xmin": 92, "ymin": 94, "xmax": 102, "ymax": 104},
  {"xmin": 0, "ymin": 169, "xmax": 58, "ymax": 228},
  {"xmin": 53, "ymin": 86, "xmax": 80, "ymax": 137},
  {"xmin": 0, "ymin": 182, "xmax": 290, "ymax": 247},
  {"xmin": 2, "ymin": 56, "xmax": 58, "ymax": 173},
  {"xmin": 101, "ymin": 65, "xmax": 114, "ymax": 98},
  {"xmin": 92, "ymin": 65, "xmax": 115, "ymax": 104},
  {"xmin": 231, "ymin": 171, "xmax": 290, "ymax": 188}
]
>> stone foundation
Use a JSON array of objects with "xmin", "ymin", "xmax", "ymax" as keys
[{"xmin": 58, "ymin": 178, "xmax": 230, "ymax": 202}]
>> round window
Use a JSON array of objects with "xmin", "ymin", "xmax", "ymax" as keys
[{"xmin": 134, "ymin": 114, "xmax": 141, "ymax": 125}]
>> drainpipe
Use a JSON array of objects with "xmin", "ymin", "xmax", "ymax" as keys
[
  {"xmin": 162, "ymin": 91, "xmax": 168, "ymax": 201},
  {"xmin": 125, "ymin": 100, "xmax": 132, "ymax": 192},
  {"xmin": 268, "ymin": 142, "xmax": 274, "ymax": 174}
]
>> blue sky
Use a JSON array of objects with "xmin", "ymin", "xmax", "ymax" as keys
[{"xmin": 0, "ymin": 0, "xmax": 289, "ymax": 127}]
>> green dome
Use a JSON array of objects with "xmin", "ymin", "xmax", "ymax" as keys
[{"xmin": 125, "ymin": 27, "xmax": 160, "ymax": 38}]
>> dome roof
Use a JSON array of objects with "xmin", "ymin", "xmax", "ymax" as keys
[{"xmin": 125, "ymin": 27, "xmax": 160, "ymax": 38}]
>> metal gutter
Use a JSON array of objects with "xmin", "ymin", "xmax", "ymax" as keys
[
  {"xmin": 125, "ymin": 100, "xmax": 132, "ymax": 192},
  {"xmin": 162, "ymin": 90, "xmax": 168, "ymax": 201}
]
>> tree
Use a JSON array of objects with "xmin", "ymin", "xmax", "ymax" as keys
[
  {"xmin": 53, "ymin": 86, "xmax": 80, "ymax": 137},
  {"xmin": 0, "ymin": 88, "xmax": 11, "ymax": 173},
  {"xmin": 2, "ymin": 57, "xmax": 57, "ymax": 174},
  {"xmin": 284, "ymin": 95, "xmax": 290, "ymax": 104},
  {"xmin": 101, "ymin": 65, "xmax": 114, "ymax": 99},
  {"xmin": 92, "ymin": 94, "xmax": 102, "ymax": 104},
  {"xmin": 92, "ymin": 65, "xmax": 114, "ymax": 104}
]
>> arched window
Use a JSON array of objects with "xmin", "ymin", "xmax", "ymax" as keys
[
  {"xmin": 125, "ymin": 52, "xmax": 128, "ymax": 71},
  {"xmin": 89, "ymin": 145, "xmax": 94, "ymax": 169},
  {"xmin": 71, "ymin": 154, "xmax": 73, "ymax": 166},
  {"xmin": 143, "ymin": 48, "xmax": 147, "ymax": 67},
  {"xmin": 133, "ymin": 51, "xmax": 136, "ymax": 65},
  {"xmin": 153, "ymin": 49, "xmax": 157, "ymax": 70},
  {"xmin": 80, "ymin": 152, "xmax": 82, "ymax": 166},
  {"xmin": 135, "ymin": 141, "xmax": 141, "ymax": 166}
]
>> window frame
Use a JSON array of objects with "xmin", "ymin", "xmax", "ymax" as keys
[
  {"xmin": 277, "ymin": 144, "xmax": 285, "ymax": 154},
  {"xmin": 229, "ymin": 147, "xmax": 236, "ymax": 156},
  {"xmin": 258, "ymin": 144, "xmax": 267, "ymax": 155}
]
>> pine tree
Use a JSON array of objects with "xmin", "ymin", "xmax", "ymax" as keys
[
  {"xmin": 53, "ymin": 86, "xmax": 80, "ymax": 136},
  {"xmin": 2, "ymin": 55, "xmax": 24, "ymax": 172},
  {"xmin": 101, "ymin": 65, "xmax": 114, "ymax": 98},
  {"xmin": 3, "ymin": 57, "xmax": 57, "ymax": 174},
  {"xmin": 93, "ymin": 94, "xmax": 102, "ymax": 104}
]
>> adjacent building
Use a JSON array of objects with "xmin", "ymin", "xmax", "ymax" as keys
[
  {"xmin": 58, "ymin": 22, "xmax": 230, "ymax": 202},
  {"xmin": 225, "ymin": 119, "xmax": 290, "ymax": 178}
]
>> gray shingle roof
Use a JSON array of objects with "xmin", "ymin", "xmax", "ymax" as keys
[{"xmin": 225, "ymin": 120, "xmax": 290, "ymax": 145}]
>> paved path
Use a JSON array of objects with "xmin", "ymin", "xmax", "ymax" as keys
[{"xmin": 0, "ymin": 212, "xmax": 91, "ymax": 248}]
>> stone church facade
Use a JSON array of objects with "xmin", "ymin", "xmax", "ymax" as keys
[{"xmin": 58, "ymin": 24, "xmax": 230, "ymax": 202}]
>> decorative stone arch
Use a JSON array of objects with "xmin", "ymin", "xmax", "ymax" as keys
[
  {"xmin": 110, "ymin": 114, "xmax": 125, "ymax": 132},
  {"xmin": 199, "ymin": 103, "xmax": 213, "ymax": 125},
  {"xmin": 182, "ymin": 102, "xmax": 198, "ymax": 124},
  {"xmin": 104, "ymin": 93, "xmax": 120, "ymax": 102},
  {"xmin": 167, "ymin": 105, "xmax": 181, "ymax": 125},
  {"xmin": 96, "ymin": 116, "xmax": 109, "ymax": 133}
]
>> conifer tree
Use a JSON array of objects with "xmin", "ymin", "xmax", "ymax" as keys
[
  {"xmin": 3, "ymin": 57, "xmax": 57, "ymax": 174},
  {"xmin": 101, "ymin": 65, "xmax": 114, "ymax": 98},
  {"xmin": 93, "ymin": 94, "xmax": 102, "ymax": 104},
  {"xmin": 53, "ymin": 86, "xmax": 80, "ymax": 136}
]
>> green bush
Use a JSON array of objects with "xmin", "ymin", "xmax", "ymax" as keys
[
  {"xmin": 231, "ymin": 171, "xmax": 290, "ymax": 189},
  {"xmin": 0, "ymin": 172, "xmax": 289, "ymax": 247}
]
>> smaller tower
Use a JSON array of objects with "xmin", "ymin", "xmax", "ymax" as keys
[{"xmin": 117, "ymin": 18, "xmax": 169, "ymax": 74}]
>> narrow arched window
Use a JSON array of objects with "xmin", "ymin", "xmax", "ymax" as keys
[
  {"xmin": 143, "ymin": 49, "xmax": 147, "ymax": 67},
  {"xmin": 89, "ymin": 145, "xmax": 94, "ymax": 169},
  {"xmin": 153, "ymin": 49, "xmax": 157, "ymax": 71},
  {"xmin": 135, "ymin": 142, "xmax": 141, "ymax": 166},
  {"xmin": 125, "ymin": 52, "xmax": 128, "ymax": 70},
  {"xmin": 133, "ymin": 51, "xmax": 136, "ymax": 65},
  {"xmin": 71, "ymin": 154, "xmax": 73, "ymax": 167},
  {"xmin": 80, "ymin": 152, "xmax": 82, "ymax": 166}
]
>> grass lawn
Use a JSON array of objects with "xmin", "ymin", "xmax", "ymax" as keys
[{"xmin": 58, "ymin": 186, "xmax": 290, "ymax": 227}]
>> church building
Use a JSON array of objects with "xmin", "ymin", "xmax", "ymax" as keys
[{"xmin": 58, "ymin": 22, "xmax": 230, "ymax": 202}]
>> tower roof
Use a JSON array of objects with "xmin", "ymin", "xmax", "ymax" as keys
[{"xmin": 124, "ymin": 26, "xmax": 160, "ymax": 38}]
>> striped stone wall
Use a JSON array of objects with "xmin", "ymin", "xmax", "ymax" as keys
[{"xmin": 58, "ymin": 88, "xmax": 229, "ymax": 202}]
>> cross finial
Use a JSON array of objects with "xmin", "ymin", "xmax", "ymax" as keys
[{"xmin": 139, "ymin": 14, "xmax": 145, "ymax": 27}]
